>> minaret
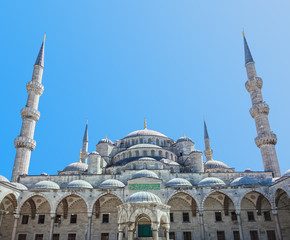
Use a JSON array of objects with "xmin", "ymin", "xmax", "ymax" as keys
[
  {"xmin": 203, "ymin": 118, "xmax": 213, "ymax": 161},
  {"xmin": 243, "ymin": 32, "xmax": 281, "ymax": 177},
  {"xmin": 81, "ymin": 121, "xmax": 89, "ymax": 163},
  {"xmin": 11, "ymin": 36, "xmax": 46, "ymax": 182}
]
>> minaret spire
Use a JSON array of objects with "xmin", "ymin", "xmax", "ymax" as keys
[
  {"xmin": 203, "ymin": 118, "xmax": 213, "ymax": 161},
  {"xmin": 81, "ymin": 121, "xmax": 89, "ymax": 163},
  {"xmin": 11, "ymin": 36, "xmax": 46, "ymax": 182},
  {"xmin": 243, "ymin": 32, "xmax": 281, "ymax": 177}
]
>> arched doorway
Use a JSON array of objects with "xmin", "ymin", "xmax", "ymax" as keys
[
  {"xmin": 275, "ymin": 189, "xmax": 290, "ymax": 239},
  {"xmin": 136, "ymin": 214, "xmax": 152, "ymax": 237}
]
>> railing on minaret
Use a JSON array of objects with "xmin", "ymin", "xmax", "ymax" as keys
[
  {"xmin": 11, "ymin": 36, "xmax": 46, "ymax": 182},
  {"xmin": 243, "ymin": 32, "xmax": 281, "ymax": 177}
]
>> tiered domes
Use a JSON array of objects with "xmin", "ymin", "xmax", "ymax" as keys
[
  {"xmin": 198, "ymin": 177, "xmax": 226, "ymax": 187},
  {"xmin": 167, "ymin": 178, "xmax": 192, "ymax": 188},
  {"xmin": 32, "ymin": 180, "xmax": 60, "ymax": 190},
  {"xmin": 124, "ymin": 129, "xmax": 167, "ymax": 138},
  {"xmin": 99, "ymin": 179, "xmax": 125, "ymax": 189},
  {"xmin": 126, "ymin": 192, "xmax": 161, "ymax": 203}
]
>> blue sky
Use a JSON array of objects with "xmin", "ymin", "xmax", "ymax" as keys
[{"xmin": 1, "ymin": 1, "xmax": 290, "ymax": 179}]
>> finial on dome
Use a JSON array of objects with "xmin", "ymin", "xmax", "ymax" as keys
[
  {"xmin": 79, "ymin": 151, "xmax": 82, "ymax": 162},
  {"xmin": 105, "ymin": 134, "xmax": 107, "ymax": 139},
  {"xmin": 144, "ymin": 118, "xmax": 147, "ymax": 129},
  {"xmin": 183, "ymin": 132, "xmax": 185, "ymax": 137}
]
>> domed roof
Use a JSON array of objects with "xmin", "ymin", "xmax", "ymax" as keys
[
  {"xmin": 132, "ymin": 170, "xmax": 159, "ymax": 179},
  {"xmin": 261, "ymin": 178, "xmax": 279, "ymax": 186},
  {"xmin": 99, "ymin": 179, "xmax": 125, "ymax": 189},
  {"xmin": 176, "ymin": 136, "xmax": 193, "ymax": 143},
  {"xmin": 198, "ymin": 177, "xmax": 226, "ymax": 187},
  {"xmin": 126, "ymin": 192, "xmax": 161, "ymax": 203},
  {"xmin": 129, "ymin": 144, "xmax": 162, "ymax": 150},
  {"xmin": 138, "ymin": 157, "xmax": 158, "ymax": 161},
  {"xmin": 32, "ymin": 180, "xmax": 60, "ymax": 190},
  {"xmin": 11, "ymin": 183, "xmax": 28, "ymax": 190},
  {"xmin": 282, "ymin": 169, "xmax": 290, "ymax": 177},
  {"xmin": 98, "ymin": 137, "xmax": 113, "ymax": 145},
  {"xmin": 204, "ymin": 160, "xmax": 229, "ymax": 169},
  {"xmin": 160, "ymin": 158, "xmax": 179, "ymax": 166},
  {"xmin": 124, "ymin": 128, "xmax": 167, "ymax": 139},
  {"xmin": 63, "ymin": 162, "xmax": 88, "ymax": 172},
  {"xmin": 67, "ymin": 180, "xmax": 93, "ymax": 189},
  {"xmin": 167, "ymin": 178, "xmax": 192, "ymax": 188},
  {"xmin": 0, "ymin": 175, "xmax": 9, "ymax": 182},
  {"xmin": 231, "ymin": 177, "xmax": 260, "ymax": 186}
]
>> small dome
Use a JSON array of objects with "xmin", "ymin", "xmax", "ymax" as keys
[
  {"xmin": 261, "ymin": 178, "xmax": 279, "ymax": 186},
  {"xmin": 129, "ymin": 144, "xmax": 162, "ymax": 150},
  {"xmin": 167, "ymin": 178, "xmax": 192, "ymax": 188},
  {"xmin": 231, "ymin": 177, "xmax": 260, "ymax": 186},
  {"xmin": 198, "ymin": 177, "xmax": 226, "ymax": 187},
  {"xmin": 98, "ymin": 138, "xmax": 113, "ymax": 145},
  {"xmin": 244, "ymin": 169, "xmax": 252, "ymax": 172},
  {"xmin": 282, "ymin": 169, "xmax": 290, "ymax": 177},
  {"xmin": 99, "ymin": 179, "xmax": 125, "ymax": 189},
  {"xmin": 41, "ymin": 173, "xmax": 48, "ymax": 176},
  {"xmin": 160, "ymin": 159, "xmax": 179, "ymax": 166},
  {"xmin": 33, "ymin": 181, "xmax": 60, "ymax": 190},
  {"xmin": 132, "ymin": 170, "xmax": 159, "ymax": 179},
  {"xmin": 204, "ymin": 160, "xmax": 229, "ymax": 169},
  {"xmin": 63, "ymin": 162, "xmax": 88, "ymax": 172},
  {"xmin": 11, "ymin": 183, "xmax": 28, "ymax": 190},
  {"xmin": 67, "ymin": 180, "xmax": 93, "ymax": 189},
  {"xmin": 0, "ymin": 175, "xmax": 9, "ymax": 182},
  {"xmin": 176, "ymin": 136, "xmax": 193, "ymax": 143},
  {"xmin": 124, "ymin": 129, "xmax": 167, "ymax": 139},
  {"xmin": 126, "ymin": 192, "xmax": 161, "ymax": 203}
]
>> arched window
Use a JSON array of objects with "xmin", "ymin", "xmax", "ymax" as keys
[
  {"xmin": 135, "ymin": 151, "xmax": 139, "ymax": 157},
  {"xmin": 151, "ymin": 150, "xmax": 155, "ymax": 156},
  {"xmin": 170, "ymin": 154, "xmax": 173, "ymax": 160},
  {"xmin": 159, "ymin": 150, "xmax": 162, "ymax": 157},
  {"xmin": 148, "ymin": 138, "xmax": 152, "ymax": 144},
  {"xmin": 132, "ymin": 164, "xmax": 136, "ymax": 170},
  {"xmin": 143, "ymin": 150, "xmax": 147, "ymax": 156},
  {"xmin": 143, "ymin": 163, "xmax": 147, "ymax": 169},
  {"xmin": 166, "ymin": 152, "xmax": 169, "ymax": 159},
  {"xmin": 140, "ymin": 138, "xmax": 143, "ymax": 143},
  {"xmin": 154, "ymin": 163, "xmax": 158, "ymax": 169},
  {"xmin": 128, "ymin": 151, "xmax": 132, "ymax": 158},
  {"xmin": 122, "ymin": 153, "xmax": 125, "ymax": 159},
  {"xmin": 156, "ymin": 139, "xmax": 159, "ymax": 145}
]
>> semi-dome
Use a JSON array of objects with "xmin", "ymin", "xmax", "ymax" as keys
[
  {"xmin": 167, "ymin": 178, "xmax": 192, "ymax": 188},
  {"xmin": 32, "ymin": 180, "xmax": 60, "ymax": 190},
  {"xmin": 67, "ymin": 180, "xmax": 93, "ymax": 189},
  {"xmin": 198, "ymin": 177, "xmax": 226, "ymax": 187},
  {"xmin": 98, "ymin": 137, "xmax": 113, "ymax": 145},
  {"xmin": 160, "ymin": 159, "xmax": 179, "ymax": 166},
  {"xmin": 99, "ymin": 179, "xmax": 125, "ymax": 189},
  {"xmin": 132, "ymin": 170, "xmax": 159, "ymax": 179},
  {"xmin": 0, "ymin": 175, "xmax": 9, "ymax": 182},
  {"xmin": 231, "ymin": 176, "xmax": 260, "ymax": 186},
  {"xmin": 129, "ymin": 144, "xmax": 162, "ymax": 150},
  {"xmin": 63, "ymin": 162, "xmax": 88, "ymax": 172},
  {"xmin": 124, "ymin": 128, "xmax": 167, "ymax": 139},
  {"xmin": 11, "ymin": 182, "xmax": 28, "ymax": 190},
  {"xmin": 176, "ymin": 136, "xmax": 193, "ymax": 143},
  {"xmin": 204, "ymin": 160, "xmax": 229, "ymax": 169},
  {"xmin": 282, "ymin": 169, "xmax": 290, "ymax": 177},
  {"xmin": 126, "ymin": 192, "xmax": 161, "ymax": 203}
]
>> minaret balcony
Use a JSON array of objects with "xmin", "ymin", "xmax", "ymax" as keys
[
  {"xmin": 26, "ymin": 81, "xmax": 44, "ymax": 95},
  {"xmin": 245, "ymin": 77, "xmax": 263, "ymax": 92},
  {"xmin": 255, "ymin": 132, "xmax": 277, "ymax": 148},
  {"xmin": 21, "ymin": 107, "xmax": 40, "ymax": 121},
  {"xmin": 250, "ymin": 103, "xmax": 269, "ymax": 118},
  {"xmin": 14, "ymin": 136, "xmax": 36, "ymax": 151}
]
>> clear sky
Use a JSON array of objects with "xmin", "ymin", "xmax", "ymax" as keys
[{"xmin": 1, "ymin": 1, "xmax": 290, "ymax": 179}]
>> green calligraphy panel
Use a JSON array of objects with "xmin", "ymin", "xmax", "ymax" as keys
[{"xmin": 129, "ymin": 183, "xmax": 160, "ymax": 190}]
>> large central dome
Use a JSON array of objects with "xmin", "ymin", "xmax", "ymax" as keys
[{"xmin": 124, "ymin": 128, "xmax": 167, "ymax": 139}]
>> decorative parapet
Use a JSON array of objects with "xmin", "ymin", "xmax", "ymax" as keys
[
  {"xmin": 14, "ymin": 136, "xmax": 36, "ymax": 151},
  {"xmin": 21, "ymin": 107, "xmax": 40, "ymax": 121},
  {"xmin": 26, "ymin": 81, "xmax": 44, "ymax": 95},
  {"xmin": 255, "ymin": 132, "xmax": 277, "ymax": 148},
  {"xmin": 245, "ymin": 77, "xmax": 263, "ymax": 92},
  {"xmin": 250, "ymin": 103, "xmax": 269, "ymax": 118}
]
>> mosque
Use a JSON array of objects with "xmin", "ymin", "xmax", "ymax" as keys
[{"xmin": 0, "ymin": 34, "xmax": 289, "ymax": 240}]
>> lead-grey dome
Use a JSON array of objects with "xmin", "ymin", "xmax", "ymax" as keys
[
  {"xmin": 0, "ymin": 175, "xmax": 9, "ymax": 182},
  {"xmin": 231, "ymin": 177, "xmax": 260, "ymax": 186},
  {"xmin": 204, "ymin": 160, "xmax": 229, "ymax": 169},
  {"xmin": 11, "ymin": 182, "xmax": 28, "ymax": 190},
  {"xmin": 99, "ymin": 179, "xmax": 125, "ymax": 189},
  {"xmin": 126, "ymin": 192, "xmax": 161, "ymax": 203},
  {"xmin": 282, "ymin": 169, "xmax": 290, "ymax": 177},
  {"xmin": 63, "ymin": 162, "xmax": 88, "ymax": 172},
  {"xmin": 129, "ymin": 144, "xmax": 162, "ymax": 150},
  {"xmin": 198, "ymin": 177, "xmax": 226, "ymax": 187},
  {"xmin": 132, "ymin": 170, "xmax": 159, "ymax": 179},
  {"xmin": 124, "ymin": 129, "xmax": 167, "ymax": 138},
  {"xmin": 67, "ymin": 180, "xmax": 93, "ymax": 189},
  {"xmin": 176, "ymin": 136, "xmax": 193, "ymax": 143},
  {"xmin": 98, "ymin": 138, "xmax": 113, "ymax": 145},
  {"xmin": 32, "ymin": 180, "xmax": 60, "ymax": 190},
  {"xmin": 167, "ymin": 178, "xmax": 192, "ymax": 188}
]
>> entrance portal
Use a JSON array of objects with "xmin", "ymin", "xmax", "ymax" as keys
[{"xmin": 138, "ymin": 224, "xmax": 152, "ymax": 237}]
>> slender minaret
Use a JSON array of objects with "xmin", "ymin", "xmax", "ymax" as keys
[
  {"xmin": 203, "ymin": 118, "xmax": 213, "ymax": 161},
  {"xmin": 243, "ymin": 32, "xmax": 281, "ymax": 177},
  {"xmin": 81, "ymin": 121, "xmax": 89, "ymax": 163},
  {"xmin": 11, "ymin": 36, "xmax": 46, "ymax": 182}
]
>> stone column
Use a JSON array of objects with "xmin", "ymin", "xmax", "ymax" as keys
[
  {"xmin": 236, "ymin": 212, "xmax": 244, "ymax": 240},
  {"xmin": 127, "ymin": 230, "xmax": 134, "ymax": 240},
  {"xmin": 87, "ymin": 214, "xmax": 92, "ymax": 240},
  {"xmin": 11, "ymin": 214, "xmax": 19, "ymax": 240},
  {"xmin": 273, "ymin": 210, "xmax": 282, "ymax": 240},
  {"xmin": 118, "ymin": 231, "xmax": 123, "ymax": 240},
  {"xmin": 152, "ymin": 230, "xmax": 158, "ymax": 240},
  {"xmin": 199, "ymin": 212, "xmax": 205, "ymax": 240},
  {"xmin": 49, "ymin": 214, "xmax": 56, "ymax": 240},
  {"xmin": 165, "ymin": 229, "xmax": 170, "ymax": 240}
]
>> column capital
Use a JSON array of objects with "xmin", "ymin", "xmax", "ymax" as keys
[{"xmin": 13, "ymin": 213, "xmax": 20, "ymax": 219}]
